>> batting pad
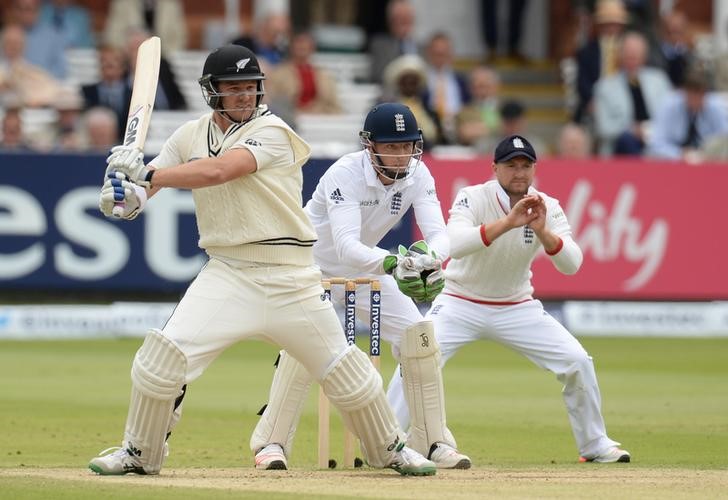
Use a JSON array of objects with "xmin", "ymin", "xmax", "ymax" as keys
[
  {"xmin": 250, "ymin": 351, "xmax": 313, "ymax": 454},
  {"xmin": 399, "ymin": 321, "xmax": 456, "ymax": 456},
  {"xmin": 322, "ymin": 345, "xmax": 402, "ymax": 467},
  {"xmin": 124, "ymin": 329, "xmax": 186, "ymax": 474}
]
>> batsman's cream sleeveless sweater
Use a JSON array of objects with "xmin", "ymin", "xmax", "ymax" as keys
[{"xmin": 191, "ymin": 114, "xmax": 316, "ymax": 266}]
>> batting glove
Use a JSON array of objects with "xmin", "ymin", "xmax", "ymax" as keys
[
  {"xmin": 105, "ymin": 145, "xmax": 153, "ymax": 187},
  {"xmin": 99, "ymin": 171, "xmax": 147, "ymax": 220}
]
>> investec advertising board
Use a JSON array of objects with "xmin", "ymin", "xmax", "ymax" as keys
[{"xmin": 0, "ymin": 153, "xmax": 726, "ymax": 300}]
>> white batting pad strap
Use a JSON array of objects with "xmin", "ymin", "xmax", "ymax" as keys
[
  {"xmin": 250, "ymin": 351, "xmax": 313, "ymax": 454},
  {"xmin": 124, "ymin": 329, "xmax": 187, "ymax": 474},
  {"xmin": 321, "ymin": 345, "xmax": 403, "ymax": 468},
  {"xmin": 399, "ymin": 321, "xmax": 457, "ymax": 455},
  {"xmin": 131, "ymin": 329, "xmax": 187, "ymax": 399}
]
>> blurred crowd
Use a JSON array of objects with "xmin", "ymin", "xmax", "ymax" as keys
[{"xmin": 1, "ymin": 0, "xmax": 727, "ymax": 163}]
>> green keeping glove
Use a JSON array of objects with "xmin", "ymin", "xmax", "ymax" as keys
[
  {"xmin": 407, "ymin": 240, "xmax": 445, "ymax": 302},
  {"xmin": 383, "ymin": 246, "xmax": 427, "ymax": 302}
]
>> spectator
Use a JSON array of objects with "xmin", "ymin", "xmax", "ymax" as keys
[
  {"xmin": 593, "ymin": 31, "xmax": 671, "ymax": 155},
  {"xmin": 0, "ymin": 24, "xmax": 62, "ymax": 108},
  {"xmin": 556, "ymin": 122, "xmax": 593, "ymax": 158},
  {"xmin": 232, "ymin": 11, "xmax": 291, "ymax": 68},
  {"xmin": 423, "ymin": 32, "xmax": 470, "ymax": 144},
  {"xmin": 267, "ymin": 31, "xmax": 340, "ymax": 118},
  {"xmin": 456, "ymin": 66, "xmax": 501, "ymax": 151},
  {"xmin": 52, "ymin": 85, "xmax": 84, "ymax": 151},
  {"xmin": 381, "ymin": 54, "xmax": 440, "ymax": 146},
  {"xmin": 711, "ymin": 19, "xmax": 728, "ymax": 93},
  {"xmin": 81, "ymin": 106, "xmax": 119, "ymax": 152},
  {"xmin": 125, "ymin": 28, "xmax": 186, "ymax": 111},
  {"xmin": 647, "ymin": 65, "xmax": 728, "ymax": 162},
  {"xmin": 81, "ymin": 45, "xmax": 131, "ymax": 142},
  {"xmin": 38, "ymin": 0, "xmax": 95, "ymax": 48},
  {"xmin": 0, "ymin": 106, "xmax": 34, "ymax": 151},
  {"xmin": 8, "ymin": 0, "xmax": 68, "ymax": 79},
  {"xmin": 481, "ymin": 0, "xmax": 529, "ymax": 62},
  {"xmin": 573, "ymin": 0, "xmax": 628, "ymax": 124},
  {"xmin": 368, "ymin": 0, "xmax": 418, "ymax": 83},
  {"xmin": 105, "ymin": 0, "xmax": 187, "ymax": 54},
  {"xmin": 497, "ymin": 99, "xmax": 548, "ymax": 154},
  {"xmin": 654, "ymin": 10, "xmax": 693, "ymax": 87}
]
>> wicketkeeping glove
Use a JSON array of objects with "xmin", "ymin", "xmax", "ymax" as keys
[
  {"xmin": 383, "ymin": 245, "xmax": 428, "ymax": 302},
  {"xmin": 99, "ymin": 171, "xmax": 147, "ymax": 220},
  {"xmin": 105, "ymin": 145, "xmax": 153, "ymax": 187},
  {"xmin": 406, "ymin": 240, "xmax": 445, "ymax": 301}
]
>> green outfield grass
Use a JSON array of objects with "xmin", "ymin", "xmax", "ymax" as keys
[{"xmin": 1, "ymin": 336, "xmax": 726, "ymax": 498}]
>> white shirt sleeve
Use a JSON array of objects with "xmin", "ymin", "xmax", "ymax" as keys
[
  {"xmin": 412, "ymin": 169, "xmax": 449, "ymax": 260},
  {"xmin": 544, "ymin": 200, "xmax": 583, "ymax": 275},
  {"xmin": 231, "ymin": 126, "xmax": 294, "ymax": 171},
  {"xmin": 324, "ymin": 172, "xmax": 390, "ymax": 274},
  {"xmin": 447, "ymin": 188, "xmax": 487, "ymax": 259}
]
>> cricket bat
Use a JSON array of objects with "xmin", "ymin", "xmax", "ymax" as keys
[{"xmin": 113, "ymin": 35, "xmax": 161, "ymax": 218}]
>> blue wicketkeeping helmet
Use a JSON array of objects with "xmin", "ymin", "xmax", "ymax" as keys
[
  {"xmin": 359, "ymin": 102, "xmax": 422, "ymax": 143},
  {"xmin": 359, "ymin": 103, "xmax": 423, "ymax": 181}
]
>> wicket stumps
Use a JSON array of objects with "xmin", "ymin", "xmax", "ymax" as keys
[{"xmin": 318, "ymin": 277, "xmax": 381, "ymax": 469}]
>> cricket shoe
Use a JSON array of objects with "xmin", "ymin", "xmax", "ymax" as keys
[
  {"xmin": 579, "ymin": 446, "xmax": 631, "ymax": 463},
  {"xmin": 386, "ymin": 443, "xmax": 436, "ymax": 476},
  {"xmin": 88, "ymin": 442, "xmax": 169, "ymax": 475},
  {"xmin": 254, "ymin": 443, "xmax": 287, "ymax": 470},
  {"xmin": 428, "ymin": 442, "xmax": 472, "ymax": 469}
]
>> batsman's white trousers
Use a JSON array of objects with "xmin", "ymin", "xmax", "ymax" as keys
[
  {"xmin": 387, "ymin": 294, "xmax": 620, "ymax": 458},
  {"xmin": 162, "ymin": 259, "xmax": 348, "ymax": 383}
]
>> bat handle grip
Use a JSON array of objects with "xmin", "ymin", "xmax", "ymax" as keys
[{"xmin": 112, "ymin": 203, "xmax": 125, "ymax": 218}]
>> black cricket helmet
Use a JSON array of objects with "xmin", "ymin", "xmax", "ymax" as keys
[
  {"xmin": 198, "ymin": 45, "xmax": 266, "ymax": 110},
  {"xmin": 359, "ymin": 102, "xmax": 424, "ymax": 181}
]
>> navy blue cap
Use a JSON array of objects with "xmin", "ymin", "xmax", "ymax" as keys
[{"xmin": 494, "ymin": 135, "xmax": 537, "ymax": 163}]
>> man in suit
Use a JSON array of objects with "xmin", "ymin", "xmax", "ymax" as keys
[
  {"xmin": 593, "ymin": 31, "xmax": 672, "ymax": 155},
  {"xmin": 573, "ymin": 0, "xmax": 628, "ymax": 124},
  {"xmin": 81, "ymin": 45, "xmax": 132, "ymax": 142},
  {"xmin": 368, "ymin": 0, "xmax": 419, "ymax": 83}
]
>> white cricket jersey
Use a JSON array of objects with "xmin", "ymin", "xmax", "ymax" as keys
[
  {"xmin": 149, "ymin": 107, "xmax": 316, "ymax": 266},
  {"xmin": 444, "ymin": 180, "xmax": 582, "ymax": 303},
  {"xmin": 304, "ymin": 150, "xmax": 448, "ymax": 275}
]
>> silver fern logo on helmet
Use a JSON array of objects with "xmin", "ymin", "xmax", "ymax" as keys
[
  {"xmin": 235, "ymin": 58, "xmax": 250, "ymax": 71},
  {"xmin": 394, "ymin": 113, "xmax": 405, "ymax": 132}
]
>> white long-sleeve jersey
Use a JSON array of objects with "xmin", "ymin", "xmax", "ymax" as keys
[
  {"xmin": 305, "ymin": 150, "xmax": 449, "ymax": 275},
  {"xmin": 444, "ymin": 180, "xmax": 582, "ymax": 303}
]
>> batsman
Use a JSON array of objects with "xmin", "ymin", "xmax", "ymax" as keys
[{"xmin": 252, "ymin": 103, "xmax": 471, "ymax": 470}]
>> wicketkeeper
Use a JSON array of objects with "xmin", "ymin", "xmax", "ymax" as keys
[{"xmin": 251, "ymin": 103, "xmax": 471, "ymax": 470}]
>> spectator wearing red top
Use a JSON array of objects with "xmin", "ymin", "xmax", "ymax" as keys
[{"xmin": 266, "ymin": 31, "xmax": 341, "ymax": 124}]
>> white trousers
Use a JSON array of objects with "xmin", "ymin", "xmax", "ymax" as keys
[
  {"xmin": 387, "ymin": 293, "xmax": 619, "ymax": 457},
  {"xmin": 162, "ymin": 259, "xmax": 348, "ymax": 382}
]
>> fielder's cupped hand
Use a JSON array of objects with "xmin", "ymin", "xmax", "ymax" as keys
[
  {"xmin": 99, "ymin": 171, "xmax": 147, "ymax": 219},
  {"xmin": 507, "ymin": 194, "xmax": 543, "ymax": 228},
  {"xmin": 105, "ymin": 145, "xmax": 153, "ymax": 187}
]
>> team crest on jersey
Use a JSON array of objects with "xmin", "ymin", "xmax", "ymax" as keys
[
  {"xmin": 329, "ymin": 188, "xmax": 345, "ymax": 203},
  {"xmin": 430, "ymin": 304, "xmax": 444, "ymax": 315},
  {"xmin": 454, "ymin": 196, "xmax": 469, "ymax": 208},
  {"xmin": 523, "ymin": 225, "xmax": 534, "ymax": 244},
  {"xmin": 394, "ymin": 113, "xmax": 405, "ymax": 131},
  {"xmin": 390, "ymin": 192, "xmax": 403, "ymax": 214}
]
